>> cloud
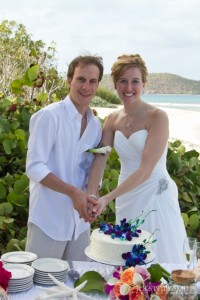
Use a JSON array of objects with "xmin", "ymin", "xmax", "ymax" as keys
[{"xmin": 1, "ymin": 0, "xmax": 200, "ymax": 80}]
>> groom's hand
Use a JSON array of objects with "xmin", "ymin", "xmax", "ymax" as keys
[{"xmin": 70, "ymin": 190, "xmax": 97, "ymax": 222}]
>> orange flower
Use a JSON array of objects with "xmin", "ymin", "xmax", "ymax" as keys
[
  {"xmin": 113, "ymin": 282, "xmax": 122, "ymax": 298},
  {"xmin": 120, "ymin": 267, "xmax": 135, "ymax": 285},
  {"xmin": 155, "ymin": 284, "xmax": 167, "ymax": 300},
  {"xmin": 129, "ymin": 286, "xmax": 144, "ymax": 300}
]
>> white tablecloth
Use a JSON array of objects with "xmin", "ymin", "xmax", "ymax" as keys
[{"xmin": 6, "ymin": 261, "xmax": 196, "ymax": 300}]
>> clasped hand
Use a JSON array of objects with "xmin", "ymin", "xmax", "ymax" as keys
[
  {"xmin": 70, "ymin": 189, "xmax": 107, "ymax": 223},
  {"xmin": 86, "ymin": 195, "xmax": 107, "ymax": 220}
]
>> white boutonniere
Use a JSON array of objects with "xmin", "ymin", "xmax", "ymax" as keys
[{"xmin": 86, "ymin": 145, "xmax": 112, "ymax": 155}]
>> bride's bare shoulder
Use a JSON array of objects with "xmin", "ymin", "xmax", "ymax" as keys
[{"xmin": 145, "ymin": 103, "xmax": 168, "ymax": 119}]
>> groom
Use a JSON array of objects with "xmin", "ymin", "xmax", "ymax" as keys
[{"xmin": 25, "ymin": 54, "xmax": 104, "ymax": 261}]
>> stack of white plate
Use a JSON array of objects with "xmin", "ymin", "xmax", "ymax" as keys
[
  {"xmin": 1, "ymin": 251, "xmax": 38, "ymax": 265},
  {"xmin": 31, "ymin": 258, "xmax": 69, "ymax": 285},
  {"xmin": 3, "ymin": 263, "xmax": 34, "ymax": 293}
]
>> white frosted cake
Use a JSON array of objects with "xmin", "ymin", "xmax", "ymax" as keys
[{"xmin": 89, "ymin": 218, "xmax": 154, "ymax": 266}]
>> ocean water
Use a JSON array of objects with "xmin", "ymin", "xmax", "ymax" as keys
[{"xmin": 143, "ymin": 94, "xmax": 200, "ymax": 112}]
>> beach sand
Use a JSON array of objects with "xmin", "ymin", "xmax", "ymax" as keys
[{"xmin": 93, "ymin": 105, "xmax": 200, "ymax": 152}]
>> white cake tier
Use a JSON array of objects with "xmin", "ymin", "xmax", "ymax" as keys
[{"xmin": 90, "ymin": 228, "xmax": 152, "ymax": 265}]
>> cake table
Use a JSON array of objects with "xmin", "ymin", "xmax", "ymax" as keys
[{"xmin": 6, "ymin": 261, "xmax": 190, "ymax": 300}]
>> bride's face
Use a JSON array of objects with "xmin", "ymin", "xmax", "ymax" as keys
[{"xmin": 116, "ymin": 67, "xmax": 144, "ymax": 105}]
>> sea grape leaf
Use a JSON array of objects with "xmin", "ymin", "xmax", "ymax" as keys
[
  {"xmin": 13, "ymin": 176, "xmax": 29, "ymax": 194},
  {"xmin": 0, "ymin": 202, "xmax": 13, "ymax": 215},
  {"xmin": 28, "ymin": 64, "xmax": 39, "ymax": 81},
  {"xmin": 182, "ymin": 213, "xmax": 189, "ymax": 227},
  {"xmin": 182, "ymin": 192, "xmax": 192, "ymax": 202},
  {"xmin": 7, "ymin": 192, "xmax": 28, "ymax": 206},
  {"xmin": 147, "ymin": 263, "xmax": 170, "ymax": 282},
  {"xmin": 0, "ymin": 183, "xmax": 6, "ymax": 199},
  {"xmin": 74, "ymin": 271, "xmax": 105, "ymax": 293},
  {"xmin": 189, "ymin": 214, "xmax": 199, "ymax": 229}
]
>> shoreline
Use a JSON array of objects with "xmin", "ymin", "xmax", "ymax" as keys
[{"xmin": 93, "ymin": 105, "xmax": 200, "ymax": 153}]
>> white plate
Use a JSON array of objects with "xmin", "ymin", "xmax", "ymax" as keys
[
  {"xmin": 33, "ymin": 277, "xmax": 65, "ymax": 285},
  {"xmin": 4, "ymin": 263, "xmax": 35, "ymax": 279},
  {"xmin": 34, "ymin": 272, "xmax": 67, "ymax": 279},
  {"xmin": 32, "ymin": 258, "xmax": 69, "ymax": 272},
  {"xmin": 85, "ymin": 246, "xmax": 155, "ymax": 266},
  {"xmin": 8, "ymin": 281, "xmax": 33, "ymax": 293},
  {"xmin": 34, "ymin": 269, "xmax": 68, "ymax": 276},
  {"xmin": 8, "ymin": 279, "xmax": 33, "ymax": 287},
  {"xmin": 33, "ymin": 275, "xmax": 65, "ymax": 285},
  {"xmin": 34, "ymin": 273, "xmax": 66, "ymax": 281},
  {"xmin": 9, "ymin": 277, "xmax": 33, "ymax": 285},
  {"xmin": 1, "ymin": 251, "xmax": 37, "ymax": 263}
]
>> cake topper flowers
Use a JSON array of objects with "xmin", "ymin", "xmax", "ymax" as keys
[{"xmin": 99, "ymin": 210, "xmax": 156, "ymax": 241}]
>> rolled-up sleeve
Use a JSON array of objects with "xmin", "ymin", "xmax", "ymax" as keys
[{"xmin": 26, "ymin": 109, "xmax": 57, "ymax": 183}]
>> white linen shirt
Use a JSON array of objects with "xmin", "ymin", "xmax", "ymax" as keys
[{"xmin": 26, "ymin": 96, "xmax": 102, "ymax": 241}]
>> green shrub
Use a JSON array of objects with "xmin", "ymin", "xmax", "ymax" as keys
[
  {"xmin": 167, "ymin": 140, "xmax": 200, "ymax": 240},
  {"xmin": 90, "ymin": 96, "xmax": 117, "ymax": 108},
  {"xmin": 96, "ymin": 87, "xmax": 121, "ymax": 105},
  {"xmin": 0, "ymin": 95, "xmax": 38, "ymax": 254}
]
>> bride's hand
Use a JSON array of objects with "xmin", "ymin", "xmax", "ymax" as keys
[{"xmin": 92, "ymin": 196, "xmax": 108, "ymax": 216}]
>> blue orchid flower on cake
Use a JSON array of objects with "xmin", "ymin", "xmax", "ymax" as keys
[{"xmin": 99, "ymin": 218, "xmax": 142, "ymax": 241}]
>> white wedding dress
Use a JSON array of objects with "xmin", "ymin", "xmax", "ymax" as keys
[{"xmin": 114, "ymin": 130, "xmax": 187, "ymax": 264}]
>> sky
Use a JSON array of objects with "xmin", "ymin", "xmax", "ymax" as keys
[{"xmin": 1, "ymin": 0, "xmax": 200, "ymax": 80}]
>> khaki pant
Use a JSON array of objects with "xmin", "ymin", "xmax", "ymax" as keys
[{"xmin": 26, "ymin": 223, "xmax": 90, "ymax": 263}]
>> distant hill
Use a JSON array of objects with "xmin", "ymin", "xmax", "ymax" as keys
[{"xmin": 100, "ymin": 73, "xmax": 200, "ymax": 95}]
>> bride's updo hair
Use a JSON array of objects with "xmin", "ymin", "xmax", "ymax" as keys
[{"xmin": 111, "ymin": 54, "xmax": 148, "ymax": 88}]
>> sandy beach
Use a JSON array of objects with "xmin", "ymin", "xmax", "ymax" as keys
[{"xmin": 93, "ymin": 106, "xmax": 200, "ymax": 152}]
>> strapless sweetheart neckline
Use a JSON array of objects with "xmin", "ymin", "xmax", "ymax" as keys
[{"xmin": 116, "ymin": 129, "xmax": 148, "ymax": 140}]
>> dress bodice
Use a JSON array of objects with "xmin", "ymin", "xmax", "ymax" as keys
[{"xmin": 114, "ymin": 130, "xmax": 168, "ymax": 177}]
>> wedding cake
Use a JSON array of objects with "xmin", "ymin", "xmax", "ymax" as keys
[{"xmin": 89, "ymin": 217, "xmax": 154, "ymax": 266}]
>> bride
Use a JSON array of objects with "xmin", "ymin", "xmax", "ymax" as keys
[{"xmin": 86, "ymin": 54, "xmax": 187, "ymax": 264}]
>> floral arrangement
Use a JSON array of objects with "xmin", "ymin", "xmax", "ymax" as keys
[
  {"xmin": 74, "ymin": 264, "xmax": 170, "ymax": 300},
  {"xmin": 0, "ymin": 261, "xmax": 12, "ymax": 299},
  {"xmin": 105, "ymin": 265, "xmax": 168, "ymax": 300}
]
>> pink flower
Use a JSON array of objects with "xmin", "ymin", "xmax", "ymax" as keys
[
  {"xmin": 113, "ymin": 282, "xmax": 123, "ymax": 298},
  {"xmin": 0, "ymin": 261, "xmax": 12, "ymax": 291},
  {"xmin": 135, "ymin": 265, "xmax": 151, "ymax": 280}
]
